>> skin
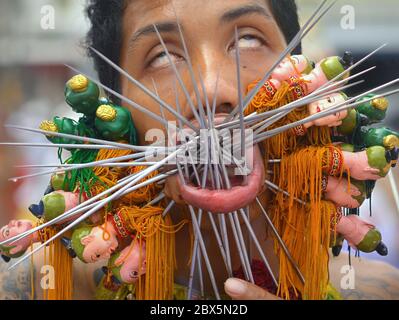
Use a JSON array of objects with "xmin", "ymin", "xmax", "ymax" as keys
[{"xmin": 119, "ymin": 0, "xmax": 288, "ymax": 298}]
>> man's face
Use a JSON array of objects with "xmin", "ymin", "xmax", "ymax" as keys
[{"xmin": 120, "ymin": 0, "xmax": 287, "ymax": 212}]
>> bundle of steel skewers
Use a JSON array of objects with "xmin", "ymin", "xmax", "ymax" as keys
[{"xmin": 1, "ymin": 0, "xmax": 399, "ymax": 300}]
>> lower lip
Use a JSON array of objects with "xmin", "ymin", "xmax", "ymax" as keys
[{"xmin": 177, "ymin": 122, "xmax": 265, "ymax": 214}]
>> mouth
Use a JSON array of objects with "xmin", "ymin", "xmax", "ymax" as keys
[{"xmin": 172, "ymin": 113, "xmax": 265, "ymax": 214}]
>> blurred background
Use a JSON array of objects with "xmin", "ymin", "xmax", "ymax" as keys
[{"xmin": 0, "ymin": 0, "xmax": 398, "ymax": 281}]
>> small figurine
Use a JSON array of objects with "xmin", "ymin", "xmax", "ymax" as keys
[
  {"xmin": 271, "ymin": 54, "xmax": 315, "ymax": 82},
  {"xmin": 324, "ymin": 176, "xmax": 366, "ymax": 208},
  {"xmin": 342, "ymin": 146, "xmax": 396, "ymax": 180},
  {"xmin": 304, "ymin": 92, "xmax": 349, "ymax": 128},
  {"xmin": 28, "ymin": 190, "xmax": 85, "ymax": 222},
  {"xmin": 40, "ymin": 74, "xmax": 138, "ymax": 145},
  {"xmin": 104, "ymin": 239, "xmax": 146, "ymax": 285},
  {"xmin": 301, "ymin": 52, "xmax": 353, "ymax": 94},
  {"xmin": 335, "ymin": 214, "xmax": 387, "ymax": 255},
  {"xmin": 0, "ymin": 220, "xmax": 38, "ymax": 262},
  {"xmin": 62, "ymin": 224, "xmax": 117, "ymax": 263},
  {"xmin": 64, "ymin": 74, "xmax": 100, "ymax": 117}
]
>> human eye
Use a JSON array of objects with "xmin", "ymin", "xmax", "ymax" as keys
[
  {"xmin": 229, "ymin": 33, "xmax": 266, "ymax": 52},
  {"xmin": 147, "ymin": 50, "xmax": 184, "ymax": 69}
]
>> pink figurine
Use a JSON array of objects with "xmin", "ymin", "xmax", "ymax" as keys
[
  {"xmin": 0, "ymin": 220, "xmax": 40, "ymax": 262},
  {"xmin": 0, "ymin": 190, "xmax": 100, "ymax": 262},
  {"xmin": 270, "ymin": 54, "xmax": 314, "ymax": 83},
  {"xmin": 107, "ymin": 239, "xmax": 146, "ymax": 284},
  {"xmin": 335, "ymin": 214, "xmax": 387, "ymax": 255},
  {"xmin": 303, "ymin": 92, "xmax": 349, "ymax": 129},
  {"xmin": 342, "ymin": 146, "xmax": 392, "ymax": 180},
  {"xmin": 324, "ymin": 176, "xmax": 365, "ymax": 208},
  {"xmin": 64, "ymin": 221, "xmax": 119, "ymax": 263},
  {"xmin": 301, "ymin": 52, "xmax": 352, "ymax": 94},
  {"xmin": 266, "ymin": 52, "xmax": 352, "ymax": 95}
]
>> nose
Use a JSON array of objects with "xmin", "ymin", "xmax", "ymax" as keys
[
  {"xmin": 188, "ymin": 52, "xmax": 242, "ymax": 119},
  {"xmin": 8, "ymin": 220, "xmax": 16, "ymax": 227}
]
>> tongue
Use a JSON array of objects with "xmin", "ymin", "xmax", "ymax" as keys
[{"xmin": 179, "ymin": 145, "xmax": 264, "ymax": 213}]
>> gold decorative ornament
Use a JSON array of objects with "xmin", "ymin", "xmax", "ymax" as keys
[
  {"xmin": 96, "ymin": 104, "xmax": 117, "ymax": 122},
  {"xmin": 371, "ymin": 97, "xmax": 389, "ymax": 111},
  {"xmin": 67, "ymin": 74, "xmax": 89, "ymax": 92},
  {"xmin": 39, "ymin": 120, "xmax": 58, "ymax": 133},
  {"xmin": 383, "ymin": 135, "xmax": 399, "ymax": 149}
]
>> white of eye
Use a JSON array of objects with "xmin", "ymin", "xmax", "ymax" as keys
[
  {"xmin": 236, "ymin": 35, "xmax": 262, "ymax": 49},
  {"xmin": 149, "ymin": 52, "xmax": 181, "ymax": 69}
]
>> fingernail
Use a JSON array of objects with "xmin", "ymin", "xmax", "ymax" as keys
[{"xmin": 224, "ymin": 278, "xmax": 247, "ymax": 296}]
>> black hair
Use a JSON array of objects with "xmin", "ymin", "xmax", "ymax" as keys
[{"xmin": 85, "ymin": 0, "xmax": 301, "ymax": 103}]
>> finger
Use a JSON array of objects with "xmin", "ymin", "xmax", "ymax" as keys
[{"xmin": 224, "ymin": 278, "xmax": 281, "ymax": 300}]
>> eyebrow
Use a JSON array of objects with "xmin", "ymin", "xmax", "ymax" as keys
[
  {"xmin": 129, "ymin": 22, "xmax": 179, "ymax": 49},
  {"xmin": 128, "ymin": 5, "xmax": 272, "ymax": 50},
  {"xmin": 221, "ymin": 4, "xmax": 272, "ymax": 23}
]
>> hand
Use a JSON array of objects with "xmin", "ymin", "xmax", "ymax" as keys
[{"xmin": 224, "ymin": 278, "xmax": 281, "ymax": 300}]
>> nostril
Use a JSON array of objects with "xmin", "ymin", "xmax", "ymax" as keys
[{"xmin": 215, "ymin": 103, "xmax": 233, "ymax": 115}]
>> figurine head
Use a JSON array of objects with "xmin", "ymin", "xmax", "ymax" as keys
[
  {"xmin": 71, "ymin": 225, "xmax": 118, "ymax": 263},
  {"xmin": 0, "ymin": 220, "xmax": 34, "ymax": 260},
  {"xmin": 109, "ymin": 240, "xmax": 146, "ymax": 284},
  {"xmin": 64, "ymin": 74, "xmax": 100, "ymax": 116},
  {"xmin": 272, "ymin": 55, "xmax": 314, "ymax": 80},
  {"xmin": 320, "ymin": 52, "xmax": 353, "ymax": 81},
  {"xmin": 94, "ymin": 104, "xmax": 137, "ymax": 144},
  {"xmin": 308, "ymin": 92, "xmax": 349, "ymax": 127}
]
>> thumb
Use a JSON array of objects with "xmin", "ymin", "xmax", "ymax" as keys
[{"xmin": 224, "ymin": 278, "xmax": 280, "ymax": 300}]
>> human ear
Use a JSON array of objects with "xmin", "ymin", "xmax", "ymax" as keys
[{"xmin": 80, "ymin": 235, "xmax": 95, "ymax": 246}]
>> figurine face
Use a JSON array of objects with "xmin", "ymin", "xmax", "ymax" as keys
[
  {"xmin": 308, "ymin": 93, "xmax": 348, "ymax": 127},
  {"xmin": 272, "ymin": 55, "xmax": 309, "ymax": 80},
  {"xmin": 0, "ymin": 220, "xmax": 33, "ymax": 256},
  {"xmin": 81, "ymin": 226, "xmax": 118, "ymax": 263},
  {"xmin": 116, "ymin": 241, "xmax": 146, "ymax": 284}
]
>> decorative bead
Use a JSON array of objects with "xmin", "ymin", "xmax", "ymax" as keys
[
  {"xmin": 96, "ymin": 104, "xmax": 117, "ymax": 122},
  {"xmin": 371, "ymin": 97, "xmax": 389, "ymax": 111},
  {"xmin": 39, "ymin": 120, "xmax": 58, "ymax": 133},
  {"xmin": 67, "ymin": 74, "xmax": 89, "ymax": 93},
  {"xmin": 383, "ymin": 134, "xmax": 399, "ymax": 150}
]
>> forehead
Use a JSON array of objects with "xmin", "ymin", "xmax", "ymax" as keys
[{"xmin": 123, "ymin": 0, "xmax": 273, "ymax": 33}]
